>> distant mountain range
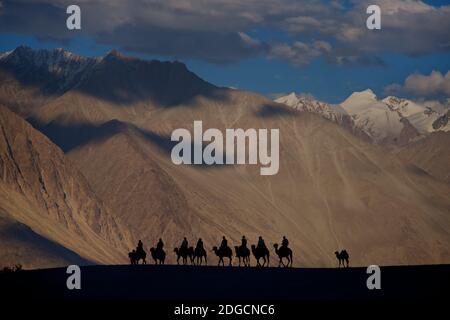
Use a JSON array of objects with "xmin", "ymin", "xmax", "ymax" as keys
[
  {"xmin": 276, "ymin": 90, "xmax": 450, "ymax": 145},
  {"xmin": 1, "ymin": 46, "xmax": 450, "ymax": 269},
  {"xmin": 276, "ymin": 91, "xmax": 450, "ymax": 183}
]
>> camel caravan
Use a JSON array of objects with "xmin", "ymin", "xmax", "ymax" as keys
[{"xmin": 128, "ymin": 236, "xmax": 349, "ymax": 268}]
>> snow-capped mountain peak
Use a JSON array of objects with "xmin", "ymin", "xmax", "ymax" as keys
[
  {"xmin": 340, "ymin": 90, "xmax": 450, "ymax": 143},
  {"xmin": 276, "ymin": 92, "xmax": 350, "ymax": 122},
  {"xmin": 341, "ymin": 89, "xmax": 378, "ymax": 108},
  {"xmin": 279, "ymin": 92, "xmax": 299, "ymax": 105},
  {"xmin": 0, "ymin": 46, "xmax": 100, "ymax": 93},
  {"xmin": 382, "ymin": 96, "xmax": 450, "ymax": 133},
  {"xmin": 275, "ymin": 87, "xmax": 450, "ymax": 145}
]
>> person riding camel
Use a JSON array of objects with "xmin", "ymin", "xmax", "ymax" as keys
[
  {"xmin": 257, "ymin": 236, "xmax": 266, "ymax": 250},
  {"xmin": 220, "ymin": 236, "xmax": 228, "ymax": 250},
  {"xmin": 157, "ymin": 238, "xmax": 164, "ymax": 250},
  {"xmin": 181, "ymin": 237, "xmax": 188, "ymax": 250},
  {"xmin": 196, "ymin": 238, "xmax": 204, "ymax": 250},
  {"xmin": 137, "ymin": 240, "xmax": 144, "ymax": 253},
  {"xmin": 241, "ymin": 236, "xmax": 247, "ymax": 248},
  {"xmin": 282, "ymin": 236, "xmax": 289, "ymax": 248}
]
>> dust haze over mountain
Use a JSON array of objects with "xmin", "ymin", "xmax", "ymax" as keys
[{"xmin": 0, "ymin": 47, "xmax": 449, "ymax": 268}]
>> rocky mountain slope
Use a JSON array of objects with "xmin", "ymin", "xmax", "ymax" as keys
[{"xmin": 0, "ymin": 106, "xmax": 134, "ymax": 268}]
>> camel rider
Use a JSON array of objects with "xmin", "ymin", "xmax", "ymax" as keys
[
  {"xmin": 137, "ymin": 240, "xmax": 144, "ymax": 253},
  {"xmin": 220, "ymin": 236, "xmax": 228, "ymax": 249},
  {"xmin": 157, "ymin": 238, "xmax": 164, "ymax": 250},
  {"xmin": 282, "ymin": 236, "xmax": 289, "ymax": 248},
  {"xmin": 196, "ymin": 238, "xmax": 204, "ymax": 249},
  {"xmin": 241, "ymin": 236, "xmax": 247, "ymax": 248},
  {"xmin": 257, "ymin": 236, "xmax": 266, "ymax": 249},
  {"xmin": 181, "ymin": 237, "xmax": 188, "ymax": 249}
]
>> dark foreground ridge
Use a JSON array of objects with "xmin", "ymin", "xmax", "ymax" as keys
[{"xmin": 1, "ymin": 264, "xmax": 449, "ymax": 301}]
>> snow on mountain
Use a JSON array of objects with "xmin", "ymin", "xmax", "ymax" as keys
[
  {"xmin": 382, "ymin": 96, "xmax": 450, "ymax": 133},
  {"xmin": 275, "ymin": 92, "xmax": 347, "ymax": 123},
  {"xmin": 340, "ymin": 89, "xmax": 405, "ymax": 143},
  {"xmin": 0, "ymin": 50, "xmax": 12, "ymax": 60},
  {"xmin": 0, "ymin": 46, "xmax": 100, "ymax": 92},
  {"xmin": 276, "ymin": 89, "xmax": 449, "ymax": 145}
]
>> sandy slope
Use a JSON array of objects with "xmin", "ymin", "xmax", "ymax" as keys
[
  {"xmin": 397, "ymin": 131, "xmax": 450, "ymax": 184},
  {"xmin": 61, "ymin": 90, "xmax": 450, "ymax": 267},
  {"xmin": 0, "ymin": 106, "xmax": 135, "ymax": 268}
]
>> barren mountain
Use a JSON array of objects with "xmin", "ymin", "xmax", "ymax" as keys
[
  {"xmin": 397, "ymin": 131, "xmax": 450, "ymax": 184},
  {"xmin": 0, "ymin": 106, "xmax": 134, "ymax": 269},
  {"xmin": 1, "ymin": 47, "xmax": 450, "ymax": 267}
]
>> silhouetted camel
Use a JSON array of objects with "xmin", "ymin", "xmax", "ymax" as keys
[
  {"xmin": 234, "ymin": 245, "xmax": 250, "ymax": 267},
  {"xmin": 273, "ymin": 244, "xmax": 293, "ymax": 267},
  {"xmin": 129, "ymin": 250, "xmax": 137, "ymax": 265},
  {"xmin": 212, "ymin": 246, "xmax": 233, "ymax": 266},
  {"xmin": 251, "ymin": 245, "xmax": 270, "ymax": 267},
  {"xmin": 174, "ymin": 246, "xmax": 194, "ymax": 265},
  {"xmin": 335, "ymin": 250, "xmax": 349, "ymax": 268},
  {"xmin": 129, "ymin": 249, "xmax": 146, "ymax": 265},
  {"xmin": 150, "ymin": 247, "xmax": 166, "ymax": 265},
  {"xmin": 194, "ymin": 246, "xmax": 207, "ymax": 265}
]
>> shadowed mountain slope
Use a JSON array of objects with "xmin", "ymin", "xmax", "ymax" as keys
[{"xmin": 0, "ymin": 106, "xmax": 135, "ymax": 268}]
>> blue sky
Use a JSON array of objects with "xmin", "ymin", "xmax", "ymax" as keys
[{"xmin": 0, "ymin": 0, "xmax": 449, "ymax": 103}]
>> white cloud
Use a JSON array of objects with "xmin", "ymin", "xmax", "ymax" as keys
[
  {"xmin": 385, "ymin": 70, "xmax": 450, "ymax": 99},
  {"xmin": 268, "ymin": 40, "xmax": 332, "ymax": 66}
]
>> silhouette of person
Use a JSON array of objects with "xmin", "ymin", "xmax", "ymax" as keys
[
  {"xmin": 220, "ymin": 236, "xmax": 228, "ymax": 249},
  {"xmin": 137, "ymin": 240, "xmax": 144, "ymax": 253},
  {"xmin": 157, "ymin": 238, "xmax": 164, "ymax": 250},
  {"xmin": 241, "ymin": 236, "xmax": 247, "ymax": 248},
  {"xmin": 282, "ymin": 236, "xmax": 289, "ymax": 248},
  {"xmin": 181, "ymin": 237, "xmax": 188, "ymax": 249},
  {"xmin": 257, "ymin": 236, "xmax": 266, "ymax": 249},
  {"xmin": 197, "ymin": 238, "xmax": 204, "ymax": 249}
]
